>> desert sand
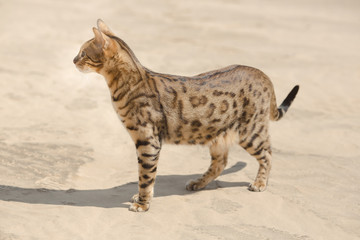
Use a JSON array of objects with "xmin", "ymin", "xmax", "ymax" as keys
[{"xmin": 0, "ymin": 0, "xmax": 359, "ymax": 239}]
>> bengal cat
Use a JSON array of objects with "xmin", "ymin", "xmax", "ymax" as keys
[{"xmin": 73, "ymin": 19, "xmax": 299, "ymax": 212}]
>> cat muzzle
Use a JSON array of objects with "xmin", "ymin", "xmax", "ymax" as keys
[{"xmin": 73, "ymin": 56, "xmax": 80, "ymax": 64}]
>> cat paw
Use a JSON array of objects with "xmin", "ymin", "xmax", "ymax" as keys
[
  {"xmin": 129, "ymin": 194, "xmax": 150, "ymax": 212},
  {"xmin": 186, "ymin": 179, "xmax": 204, "ymax": 191},
  {"xmin": 129, "ymin": 202, "xmax": 150, "ymax": 212},
  {"xmin": 248, "ymin": 181, "xmax": 267, "ymax": 192}
]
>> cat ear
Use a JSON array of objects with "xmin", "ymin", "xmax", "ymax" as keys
[
  {"xmin": 97, "ymin": 19, "xmax": 115, "ymax": 36},
  {"xmin": 93, "ymin": 27, "xmax": 111, "ymax": 50},
  {"xmin": 93, "ymin": 27, "xmax": 105, "ymax": 48}
]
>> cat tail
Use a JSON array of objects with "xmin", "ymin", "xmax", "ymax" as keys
[{"xmin": 270, "ymin": 85, "xmax": 299, "ymax": 121}]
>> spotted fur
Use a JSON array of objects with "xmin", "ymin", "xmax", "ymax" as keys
[{"xmin": 73, "ymin": 19, "xmax": 299, "ymax": 212}]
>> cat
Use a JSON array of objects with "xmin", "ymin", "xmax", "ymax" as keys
[{"xmin": 73, "ymin": 19, "xmax": 299, "ymax": 212}]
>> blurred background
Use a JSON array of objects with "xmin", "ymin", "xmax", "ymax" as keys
[{"xmin": 0, "ymin": 0, "xmax": 359, "ymax": 239}]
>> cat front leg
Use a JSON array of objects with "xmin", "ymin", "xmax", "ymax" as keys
[{"xmin": 129, "ymin": 135, "xmax": 161, "ymax": 212}]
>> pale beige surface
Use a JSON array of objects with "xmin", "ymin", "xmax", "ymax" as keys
[{"xmin": 1, "ymin": 0, "xmax": 360, "ymax": 239}]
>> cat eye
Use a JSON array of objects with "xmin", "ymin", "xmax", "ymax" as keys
[{"xmin": 80, "ymin": 51, "xmax": 86, "ymax": 57}]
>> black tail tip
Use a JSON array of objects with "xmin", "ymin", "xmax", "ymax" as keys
[
  {"xmin": 292, "ymin": 85, "xmax": 300, "ymax": 96},
  {"xmin": 280, "ymin": 85, "xmax": 299, "ymax": 110}
]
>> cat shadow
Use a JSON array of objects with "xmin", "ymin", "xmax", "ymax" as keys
[{"xmin": 0, "ymin": 162, "xmax": 249, "ymax": 209}]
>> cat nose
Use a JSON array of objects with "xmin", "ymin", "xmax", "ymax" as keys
[{"xmin": 73, "ymin": 56, "xmax": 79, "ymax": 64}]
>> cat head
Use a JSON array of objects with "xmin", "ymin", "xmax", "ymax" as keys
[{"xmin": 73, "ymin": 19, "xmax": 128, "ymax": 74}]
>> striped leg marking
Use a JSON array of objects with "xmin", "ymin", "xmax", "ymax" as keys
[
  {"xmin": 240, "ymin": 131, "xmax": 272, "ymax": 192},
  {"xmin": 129, "ymin": 138, "xmax": 161, "ymax": 212},
  {"xmin": 248, "ymin": 150, "xmax": 272, "ymax": 192}
]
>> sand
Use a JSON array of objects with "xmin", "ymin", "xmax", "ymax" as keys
[{"xmin": 0, "ymin": 0, "xmax": 359, "ymax": 239}]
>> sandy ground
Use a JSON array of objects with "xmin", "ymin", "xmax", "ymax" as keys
[{"xmin": 1, "ymin": 0, "xmax": 359, "ymax": 239}]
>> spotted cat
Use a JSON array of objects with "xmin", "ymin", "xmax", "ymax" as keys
[{"xmin": 73, "ymin": 19, "xmax": 299, "ymax": 212}]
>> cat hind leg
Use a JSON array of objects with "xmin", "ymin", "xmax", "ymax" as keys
[
  {"xmin": 240, "ymin": 133, "xmax": 272, "ymax": 192},
  {"xmin": 186, "ymin": 138, "xmax": 229, "ymax": 191}
]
